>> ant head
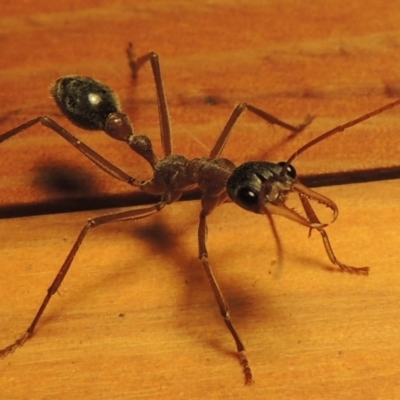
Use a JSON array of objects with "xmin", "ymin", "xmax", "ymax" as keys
[
  {"xmin": 51, "ymin": 76, "xmax": 122, "ymax": 131},
  {"xmin": 227, "ymin": 161, "xmax": 338, "ymax": 228},
  {"xmin": 226, "ymin": 161, "xmax": 297, "ymax": 214}
]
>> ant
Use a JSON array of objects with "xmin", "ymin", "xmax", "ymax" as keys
[{"xmin": 1, "ymin": 44, "xmax": 400, "ymax": 385}]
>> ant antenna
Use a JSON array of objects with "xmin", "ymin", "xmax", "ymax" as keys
[{"xmin": 286, "ymin": 98, "xmax": 400, "ymax": 165}]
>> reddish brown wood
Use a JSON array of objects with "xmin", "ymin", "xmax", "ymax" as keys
[
  {"xmin": 1, "ymin": 0, "xmax": 400, "ymax": 214},
  {"xmin": 1, "ymin": 1, "xmax": 400, "ymax": 399}
]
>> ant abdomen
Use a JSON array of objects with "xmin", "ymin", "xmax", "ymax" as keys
[
  {"xmin": 52, "ymin": 76, "xmax": 121, "ymax": 131},
  {"xmin": 52, "ymin": 76, "xmax": 136, "ymax": 146}
]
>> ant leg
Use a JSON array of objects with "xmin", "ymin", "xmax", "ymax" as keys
[
  {"xmin": 264, "ymin": 210, "xmax": 284, "ymax": 275},
  {"xmin": 210, "ymin": 102, "xmax": 314, "ymax": 159},
  {"xmin": 126, "ymin": 43, "xmax": 140, "ymax": 80},
  {"xmin": 198, "ymin": 207, "xmax": 253, "ymax": 385},
  {"xmin": 127, "ymin": 44, "xmax": 172, "ymax": 157},
  {"xmin": 299, "ymin": 194, "xmax": 369, "ymax": 274},
  {"xmin": 0, "ymin": 201, "xmax": 166, "ymax": 358},
  {"xmin": 0, "ymin": 117, "xmax": 141, "ymax": 186}
]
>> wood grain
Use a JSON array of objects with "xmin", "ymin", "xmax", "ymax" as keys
[
  {"xmin": 1, "ymin": 1, "xmax": 400, "ymax": 399},
  {"xmin": 1, "ymin": 0, "xmax": 400, "ymax": 214},
  {"xmin": 1, "ymin": 181, "xmax": 400, "ymax": 399}
]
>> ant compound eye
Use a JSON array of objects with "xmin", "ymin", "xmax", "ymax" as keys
[
  {"xmin": 236, "ymin": 187, "xmax": 259, "ymax": 207},
  {"xmin": 51, "ymin": 76, "xmax": 121, "ymax": 131},
  {"xmin": 278, "ymin": 162, "xmax": 297, "ymax": 179}
]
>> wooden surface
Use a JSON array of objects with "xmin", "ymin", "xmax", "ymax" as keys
[
  {"xmin": 1, "ymin": 1, "xmax": 400, "ymax": 399},
  {"xmin": 1, "ymin": 183, "xmax": 400, "ymax": 399},
  {"xmin": 1, "ymin": 0, "xmax": 400, "ymax": 214}
]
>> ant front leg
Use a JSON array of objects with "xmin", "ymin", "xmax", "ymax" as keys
[
  {"xmin": 197, "ymin": 198, "xmax": 253, "ymax": 385},
  {"xmin": 210, "ymin": 102, "xmax": 314, "ymax": 159},
  {"xmin": 299, "ymin": 194, "xmax": 369, "ymax": 275},
  {"xmin": 0, "ymin": 201, "xmax": 166, "ymax": 358}
]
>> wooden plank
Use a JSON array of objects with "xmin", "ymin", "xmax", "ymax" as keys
[
  {"xmin": 0, "ymin": 181, "xmax": 399, "ymax": 399},
  {"xmin": 1, "ymin": 0, "xmax": 400, "ymax": 215},
  {"xmin": 1, "ymin": 1, "xmax": 400, "ymax": 398}
]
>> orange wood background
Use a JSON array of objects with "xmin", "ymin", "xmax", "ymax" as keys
[{"xmin": 1, "ymin": 1, "xmax": 400, "ymax": 399}]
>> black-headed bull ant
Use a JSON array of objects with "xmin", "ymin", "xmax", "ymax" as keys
[{"xmin": 1, "ymin": 44, "xmax": 399, "ymax": 384}]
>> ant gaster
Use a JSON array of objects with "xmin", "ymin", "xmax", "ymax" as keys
[{"xmin": 1, "ymin": 44, "xmax": 400, "ymax": 385}]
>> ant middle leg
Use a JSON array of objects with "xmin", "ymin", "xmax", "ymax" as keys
[
  {"xmin": 127, "ymin": 44, "xmax": 314, "ymax": 161},
  {"xmin": 0, "ymin": 201, "xmax": 166, "ymax": 358},
  {"xmin": 210, "ymin": 102, "xmax": 314, "ymax": 159}
]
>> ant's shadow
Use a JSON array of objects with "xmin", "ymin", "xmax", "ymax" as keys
[{"xmin": 39, "ymin": 204, "xmax": 277, "ymax": 359}]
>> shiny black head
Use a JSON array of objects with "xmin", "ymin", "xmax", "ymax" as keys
[{"xmin": 226, "ymin": 161, "xmax": 297, "ymax": 213}]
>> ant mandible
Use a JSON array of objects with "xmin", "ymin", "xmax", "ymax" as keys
[{"xmin": 1, "ymin": 44, "xmax": 400, "ymax": 385}]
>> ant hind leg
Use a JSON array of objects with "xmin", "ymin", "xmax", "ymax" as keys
[{"xmin": 0, "ymin": 201, "xmax": 166, "ymax": 358}]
